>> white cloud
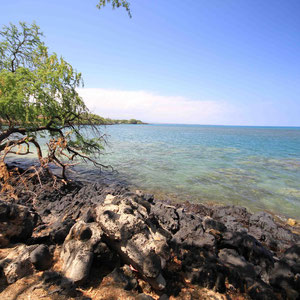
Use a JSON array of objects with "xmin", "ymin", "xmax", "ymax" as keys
[{"xmin": 77, "ymin": 88, "xmax": 234, "ymax": 124}]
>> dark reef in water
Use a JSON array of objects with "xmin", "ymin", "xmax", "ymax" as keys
[{"xmin": 0, "ymin": 165, "xmax": 300, "ymax": 300}]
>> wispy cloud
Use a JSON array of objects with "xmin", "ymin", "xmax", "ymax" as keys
[{"xmin": 78, "ymin": 88, "xmax": 234, "ymax": 124}]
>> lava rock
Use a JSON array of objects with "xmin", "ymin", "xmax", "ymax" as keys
[
  {"xmin": 0, "ymin": 200, "xmax": 38, "ymax": 246},
  {"xmin": 106, "ymin": 265, "xmax": 137, "ymax": 290},
  {"xmin": 30, "ymin": 244, "xmax": 52, "ymax": 270},
  {"xmin": 96, "ymin": 194, "xmax": 169, "ymax": 290},
  {"xmin": 0, "ymin": 244, "xmax": 35, "ymax": 284},
  {"xmin": 61, "ymin": 220, "xmax": 103, "ymax": 283},
  {"xmin": 50, "ymin": 218, "xmax": 76, "ymax": 244}
]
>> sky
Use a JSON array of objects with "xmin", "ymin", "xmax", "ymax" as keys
[{"xmin": 1, "ymin": 0, "xmax": 300, "ymax": 126}]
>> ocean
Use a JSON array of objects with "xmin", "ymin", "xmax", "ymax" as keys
[
  {"xmin": 8, "ymin": 124, "xmax": 300, "ymax": 219},
  {"xmin": 95, "ymin": 124, "xmax": 300, "ymax": 219}
]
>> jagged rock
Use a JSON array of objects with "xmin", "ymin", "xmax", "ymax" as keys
[
  {"xmin": 80, "ymin": 207, "xmax": 96, "ymax": 223},
  {"xmin": 171, "ymin": 211, "xmax": 207, "ymax": 248},
  {"xmin": 50, "ymin": 218, "xmax": 76, "ymax": 244},
  {"xmin": 249, "ymin": 212, "xmax": 298, "ymax": 252},
  {"xmin": 61, "ymin": 220, "xmax": 103, "ymax": 283},
  {"xmin": 93, "ymin": 241, "xmax": 118, "ymax": 266},
  {"xmin": 96, "ymin": 194, "xmax": 169, "ymax": 290},
  {"xmin": 30, "ymin": 244, "xmax": 52, "ymax": 270},
  {"xmin": 220, "ymin": 231, "xmax": 274, "ymax": 269},
  {"xmin": 40, "ymin": 271, "xmax": 77, "ymax": 297},
  {"xmin": 211, "ymin": 205, "xmax": 250, "ymax": 232},
  {"xmin": 105, "ymin": 265, "xmax": 137, "ymax": 290},
  {"xmin": 218, "ymin": 248, "xmax": 256, "ymax": 280},
  {"xmin": 143, "ymin": 250, "xmax": 162, "ymax": 278},
  {"xmin": 269, "ymin": 259, "xmax": 299, "ymax": 299},
  {"xmin": 151, "ymin": 203, "xmax": 179, "ymax": 234},
  {"xmin": 0, "ymin": 244, "xmax": 35, "ymax": 284},
  {"xmin": 0, "ymin": 200, "xmax": 38, "ymax": 246},
  {"xmin": 203, "ymin": 216, "xmax": 226, "ymax": 232},
  {"xmin": 247, "ymin": 280, "xmax": 276, "ymax": 300},
  {"xmin": 284, "ymin": 244, "xmax": 300, "ymax": 263},
  {"xmin": 189, "ymin": 262, "xmax": 226, "ymax": 293},
  {"xmin": 1, "ymin": 167, "xmax": 300, "ymax": 299}
]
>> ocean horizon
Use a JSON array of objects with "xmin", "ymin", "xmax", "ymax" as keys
[
  {"xmin": 92, "ymin": 124, "xmax": 300, "ymax": 219},
  {"xmin": 8, "ymin": 124, "xmax": 300, "ymax": 219}
]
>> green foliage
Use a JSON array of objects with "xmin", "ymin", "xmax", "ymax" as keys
[
  {"xmin": 78, "ymin": 113, "xmax": 145, "ymax": 125},
  {"xmin": 0, "ymin": 22, "xmax": 43, "ymax": 72},
  {"xmin": 97, "ymin": 0, "xmax": 131, "ymax": 17},
  {"xmin": 0, "ymin": 22, "xmax": 107, "ymax": 179}
]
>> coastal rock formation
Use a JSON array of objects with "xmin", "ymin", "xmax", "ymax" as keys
[
  {"xmin": 0, "ymin": 172, "xmax": 300, "ymax": 299},
  {"xmin": 0, "ymin": 200, "xmax": 38, "ymax": 247},
  {"xmin": 0, "ymin": 243, "xmax": 52, "ymax": 284},
  {"xmin": 96, "ymin": 194, "xmax": 169, "ymax": 290},
  {"xmin": 61, "ymin": 220, "xmax": 103, "ymax": 283},
  {"xmin": 30, "ymin": 244, "xmax": 52, "ymax": 271}
]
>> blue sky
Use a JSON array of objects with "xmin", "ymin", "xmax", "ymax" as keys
[{"xmin": 1, "ymin": 0, "xmax": 300, "ymax": 125}]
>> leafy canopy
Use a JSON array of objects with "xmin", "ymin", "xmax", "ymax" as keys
[
  {"xmin": 97, "ymin": 0, "xmax": 131, "ymax": 17},
  {"xmin": 0, "ymin": 22, "xmax": 107, "ymax": 180}
]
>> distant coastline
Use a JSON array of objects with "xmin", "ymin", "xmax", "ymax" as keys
[{"xmin": 80, "ymin": 113, "xmax": 146, "ymax": 125}]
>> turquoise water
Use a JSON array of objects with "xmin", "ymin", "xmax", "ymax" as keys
[
  {"xmin": 9, "ymin": 124, "xmax": 300, "ymax": 219},
  {"xmin": 97, "ymin": 124, "xmax": 300, "ymax": 219}
]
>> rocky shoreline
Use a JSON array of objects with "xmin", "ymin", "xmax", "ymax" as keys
[{"xmin": 0, "ymin": 167, "xmax": 300, "ymax": 299}]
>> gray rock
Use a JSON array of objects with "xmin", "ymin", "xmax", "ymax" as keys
[
  {"xmin": 203, "ymin": 216, "xmax": 226, "ymax": 232},
  {"xmin": 171, "ymin": 212, "xmax": 205, "ymax": 248},
  {"xmin": 30, "ymin": 244, "xmax": 52, "ymax": 271},
  {"xmin": 0, "ymin": 244, "xmax": 35, "ymax": 284},
  {"xmin": 151, "ymin": 203, "xmax": 179, "ymax": 234},
  {"xmin": 158, "ymin": 294, "xmax": 169, "ymax": 300},
  {"xmin": 60, "ymin": 220, "xmax": 103, "ymax": 283},
  {"xmin": 218, "ymin": 248, "xmax": 256, "ymax": 279},
  {"xmin": 50, "ymin": 218, "xmax": 75, "ymax": 244},
  {"xmin": 96, "ymin": 194, "xmax": 169, "ymax": 290},
  {"xmin": 106, "ymin": 265, "xmax": 137, "ymax": 290},
  {"xmin": 40, "ymin": 271, "xmax": 77, "ymax": 297},
  {"xmin": 143, "ymin": 250, "xmax": 162, "ymax": 278},
  {"xmin": 249, "ymin": 212, "xmax": 297, "ymax": 250},
  {"xmin": 0, "ymin": 200, "xmax": 38, "ymax": 246}
]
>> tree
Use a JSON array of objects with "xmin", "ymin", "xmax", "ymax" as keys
[
  {"xmin": 97, "ymin": 0, "xmax": 131, "ymax": 17},
  {"xmin": 0, "ymin": 22, "xmax": 108, "ymax": 183}
]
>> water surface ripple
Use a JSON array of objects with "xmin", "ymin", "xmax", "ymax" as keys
[{"xmin": 96, "ymin": 124, "xmax": 300, "ymax": 219}]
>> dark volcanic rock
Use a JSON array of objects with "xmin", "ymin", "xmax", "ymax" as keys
[
  {"xmin": 1, "ymin": 167, "xmax": 300, "ymax": 300},
  {"xmin": 106, "ymin": 265, "xmax": 138, "ymax": 291},
  {"xmin": 30, "ymin": 244, "xmax": 52, "ymax": 270},
  {"xmin": 203, "ymin": 216, "xmax": 227, "ymax": 232},
  {"xmin": 211, "ymin": 205, "xmax": 251, "ymax": 232},
  {"xmin": 150, "ymin": 203, "xmax": 179, "ymax": 234},
  {"xmin": 40, "ymin": 271, "xmax": 77, "ymax": 297},
  {"xmin": 269, "ymin": 246, "xmax": 300, "ymax": 300},
  {"xmin": 220, "ymin": 231, "xmax": 274, "ymax": 267},
  {"xmin": 50, "ymin": 218, "xmax": 76, "ymax": 244},
  {"xmin": 249, "ymin": 212, "xmax": 299, "ymax": 252},
  {"xmin": 171, "ymin": 209, "xmax": 206, "ymax": 249},
  {"xmin": 218, "ymin": 248, "xmax": 256, "ymax": 280},
  {"xmin": 0, "ymin": 200, "xmax": 38, "ymax": 246}
]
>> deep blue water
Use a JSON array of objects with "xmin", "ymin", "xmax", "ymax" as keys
[{"xmin": 97, "ymin": 124, "xmax": 300, "ymax": 219}]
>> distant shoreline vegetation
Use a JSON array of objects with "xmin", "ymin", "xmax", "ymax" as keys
[
  {"xmin": 0, "ymin": 114, "xmax": 146, "ymax": 127},
  {"xmin": 79, "ymin": 113, "xmax": 146, "ymax": 125}
]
